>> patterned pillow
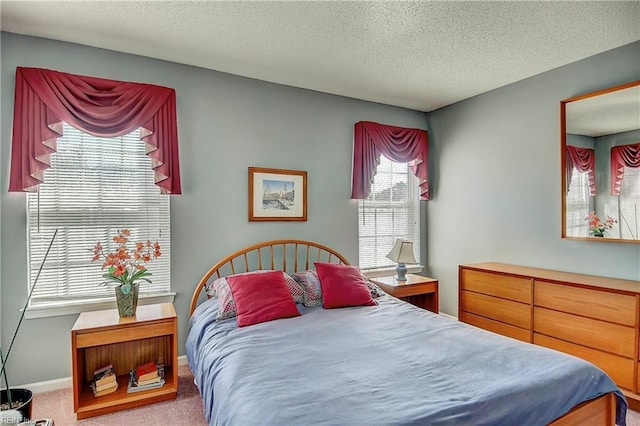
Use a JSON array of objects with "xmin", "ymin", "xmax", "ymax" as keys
[
  {"xmin": 293, "ymin": 268, "xmax": 383, "ymax": 307},
  {"xmin": 366, "ymin": 279, "xmax": 386, "ymax": 298},
  {"xmin": 207, "ymin": 270, "xmax": 305, "ymax": 320},
  {"xmin": 292, "ymin": 270, "xmax": 323, "ymax": 307}
]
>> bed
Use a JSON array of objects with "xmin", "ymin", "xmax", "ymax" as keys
[{"xmin": 187, "ymin": 239, "xmax": 627, "ymax": 426}]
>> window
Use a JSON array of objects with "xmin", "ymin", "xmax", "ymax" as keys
[
  {"xmin": 618, "ymin": 166, "xmax": 640, "ymax": 239},
  {"xmin": 26, "ymin": 123, "xmax": 171, "ymax": 317},
  {"xmin": 565, "ymin": 167, "xmax": 591, "ymax": 237},
  {"xmin": 358, "ymin": 156, "xmax": 421, "ymax": 270}
]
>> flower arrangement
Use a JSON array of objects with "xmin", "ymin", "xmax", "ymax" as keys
[
  {"xmin": 586, "ymin": 211, "xmax": 617, "ymax": 237},
  {"xmin": 90, "ymin": 229, "xmax": 161, "ymax": 295}
]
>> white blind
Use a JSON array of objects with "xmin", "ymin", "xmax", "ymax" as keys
[
  {"xmin": 358, "ymin": 156, "xmax": 421, "ymax": 270},
  {"xmin": 619, "ymin": 166, "xmax": 640, "ymax": 239},
  {"xmin": 27, "ymin": 123, "xmax": 171, "ymax": 306},
  {"xmin": 565, "ymin": 168, "xmax": 590, "ymax": 237}
]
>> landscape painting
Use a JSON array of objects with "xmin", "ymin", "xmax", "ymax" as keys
[
  {"xmin": 248, "ymin": 167, "xmax": 307, "ymax": 221},
  {"xmin": 262, "ymin": 179, "xmax": 295, "ymax": 210}
]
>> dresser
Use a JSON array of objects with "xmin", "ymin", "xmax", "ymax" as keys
[{"xmin": 458, "ymin": 262, "xmax": 640, "ymax": 410}]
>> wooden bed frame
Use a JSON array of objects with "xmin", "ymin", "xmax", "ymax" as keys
[
  {"xmin": 189, "ymin": 239, "xmax": 619, "ymax": 426},
  {"xmin": 190, "ymin": 239, "xmax": 348, "ymax": 315}
]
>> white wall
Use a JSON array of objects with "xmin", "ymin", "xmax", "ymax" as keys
[
  {"xmin": 427, "ymin": 41, "xmax": 640, "ymax": 316},
  {"xmin": 0, "ymin": 32, "xmax": 427, "ymax": 385}
]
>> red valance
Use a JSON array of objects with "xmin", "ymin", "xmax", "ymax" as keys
[
  {"xmin": 611, "ymin": 142, "xmax": 640, "ymax": 195},
  {"xmin": 9, "ymin": 67, "xmax": 181, "ymax": 194},
  {"xmin": 351, "ymin": 121, "xmax": 428, "ymax": 200},
  {"xmin": 566, "ymin": 146, "xmax": 596, "ymax": 196}
]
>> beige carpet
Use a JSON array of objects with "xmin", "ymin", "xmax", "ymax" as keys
[
  {"xmin": 29, "ymin": 364, "xmax": 640, "ymax": 425},
  {"xmin": 30, "ymin": 364, "xmax": 207, "ymax": 425}
]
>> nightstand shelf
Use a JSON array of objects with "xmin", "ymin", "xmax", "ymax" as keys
[
  {"xmin": 71, "ymin": 303, "xmax": 178, "ymax": 419},
  {"xmin": 370, "ymin": 274, "xmax": 439, "ymax": 313}
]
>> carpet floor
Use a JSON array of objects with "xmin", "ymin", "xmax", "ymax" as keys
[
  {"xmin": 29, "ymin": 364, "xmax": 640, "ymax": 425},
  {"xmin": 31, "ymin": 364, "xmax": 207, "ymax": 425}
]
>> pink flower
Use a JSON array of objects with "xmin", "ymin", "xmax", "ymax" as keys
[
  {"xmin": 585, "ymin": 211, "xmax": 617, "ymax": 236},
  {"xmin": 90, "ymin": 229, "xmax": 161, "ymax": 288}
]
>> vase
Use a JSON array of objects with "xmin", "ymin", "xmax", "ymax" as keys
[
  {"xmin": 1, "ymin": 388, "xmax": 33, "ymax": 421},
  {"xmin": 114, "ymin": 284, "xmax": 139, "ymax": 317}
]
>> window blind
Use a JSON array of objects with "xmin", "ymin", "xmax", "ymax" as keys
[
  {"xmin": 27, "ymin": 123, "xmax": 171, "ymax": 306},
  {"xmin": 565, "ymin": 168, "xmax": 590, "ymax": 237},
  {"xmin": 358, "ymin": 156, "xmax": 421, "ymax": 270},
  {"xmin": 619, "ymin": 166, "xmax": 640, "ymax": 239}
]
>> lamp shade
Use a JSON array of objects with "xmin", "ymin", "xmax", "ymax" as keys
[{"xmin": 386, "ymin": 239, "xmax": 417, "ymax": 264}]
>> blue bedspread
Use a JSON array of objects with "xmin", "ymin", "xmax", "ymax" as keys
[{"xmin": 187, "ymin": 295, "xmax": 627, "ymax": 426}]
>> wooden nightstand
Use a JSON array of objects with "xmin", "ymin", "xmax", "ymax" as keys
[
  {"xmin": 370, "ymin": 274, "xmax": 439, "ymax": 313},
  {"xmin": 71, "ymin": 303, "xmax": 178, "ymax": 419}
]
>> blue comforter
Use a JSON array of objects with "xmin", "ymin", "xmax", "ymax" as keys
[{"xmin": 187, "ymin": 295, "xmax": 627, "ymax": 426}]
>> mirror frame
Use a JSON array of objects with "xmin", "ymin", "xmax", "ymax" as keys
[{"xmin": 561, "ymin": 80, "xmax": 640, "ymax": 244}]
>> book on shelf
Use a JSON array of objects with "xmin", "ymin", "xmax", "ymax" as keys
[
  {"xmin": 93, "ymin": 364, "xmax": 114, "ymax": 378},
  {"xmin": 93, "ymin": 364, "xmax": 116, "ymax": 385},
  {"xmin": 90, "ymin": 364, "xmax": 117, "ymax": 395},
  {"xmin": 90, "ymin": 378, "xmax": 118, "ymax": 397},
  {"xmin": 136, "ymin": 361, "xmax": 158, "ymax": 382},
  {"xmin": 137, "ymin": 374, "xmax": 162, "ymax": 386},
  {"xmin": 127, "ymin": 364, "xmax": 165, "ymax": 393},
  {"xmin": 94, "ymin": 372, "xmax": 117, "ymax": 388},
  {"xmin": 93, "ymin": 378, "xmax": 118, "ymax": 392}
]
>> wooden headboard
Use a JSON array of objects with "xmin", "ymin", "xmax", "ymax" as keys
[{"xmin": 189, "ymin": 239, "xmax": 349, "ymax": 315}]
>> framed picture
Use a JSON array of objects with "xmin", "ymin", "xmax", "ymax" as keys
[{"xmin": 248, "ymin": 167, "xmax": 307, "ymax": 222}]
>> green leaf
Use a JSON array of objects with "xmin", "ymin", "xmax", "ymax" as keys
[{"xmin": 102, "ymin": 274, "xmax": 124, "ymax": 284}]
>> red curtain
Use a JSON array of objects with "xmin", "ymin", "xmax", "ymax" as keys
[
  {"xmin": 611, "ymin": 143, "xmax": 640, "ymax": 195},
  {"xmin": 351, "ymin": 121, "xmax": 428, "ymax": 200},
  {"xmin": 566, "ymin": 146, "xmax": 596, "ymax": 196},
  {"xmin": 9, "ymin": 67, "xmax": 181, "ymax": 194}
]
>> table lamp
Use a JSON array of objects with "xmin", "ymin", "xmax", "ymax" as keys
[{"xmin": 386, "ymin": 239, "xmax": 417, "ymax": 281}]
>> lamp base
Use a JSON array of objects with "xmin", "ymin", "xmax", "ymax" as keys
[{"xmin": 395, "ymin": 263, "xmax": 408, "ymax": 281}]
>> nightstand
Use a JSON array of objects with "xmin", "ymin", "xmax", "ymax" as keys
[
  {"xmin": 370, "ymin": 274, "xmax": 439, "ymax": 313},
  {"xmin": 71, "ymin": 303, "xmax": 178, "ymax": 419}
]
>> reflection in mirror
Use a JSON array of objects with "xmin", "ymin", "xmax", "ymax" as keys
[{"xmin": 562, "ymin": 81, "xmax": 640, "ymax": 243}]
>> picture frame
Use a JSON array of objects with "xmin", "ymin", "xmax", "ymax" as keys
[{"xmin": 248, "ymin": 167, "xmax": 307, "ymax": 222}]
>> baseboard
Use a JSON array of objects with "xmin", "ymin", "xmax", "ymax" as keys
[
  {"xmin": 23, "ymin": 377, "xmax": 73, "ymax": 394},
  {"xmin": 19, "ymin": 355, "xmax": 189, "ymax": 394},
  {"xmin": 439, "ymin": 312, "xmax": 458, "ymax": 320}
]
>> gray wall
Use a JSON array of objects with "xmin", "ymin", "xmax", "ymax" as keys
[
  {"xmin": 0, "ymin": 32, "xmax": 427, "ymax": 385},
  {"xmin": 566, "ymin": 133, "xmax": 594, "ymax": 149},
  {"xmin": 427, "ymin": 41, "xmax": 640, "ymax": 316}
]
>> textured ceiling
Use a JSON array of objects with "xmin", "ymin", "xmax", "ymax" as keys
[
  {"xmin": 567, "ymin": 84, "xmax": 640, "ymax": 137},
  {"xmin": 1, "ymin": 1, "xmax": 639, "ymax": 112}
]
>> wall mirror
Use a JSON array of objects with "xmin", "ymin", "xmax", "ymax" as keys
[{"xmin": 561, "ymin": 81, "xmax": 640, "ymax": 243}]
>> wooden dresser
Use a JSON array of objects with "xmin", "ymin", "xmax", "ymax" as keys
[{"xmin": 458, "ymin": 262, "xmax": 640, "ymax": 410}]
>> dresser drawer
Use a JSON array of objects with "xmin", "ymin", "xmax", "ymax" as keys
[
  {"xmin": 534, "ymin": 333, "xmax": 633, "ymax": 390},
  {"xmin": 534, "ymin": 307, "xmax": 635, "ymax": 358},
  {"xmin": 460, "ymin": 311, "xmax": 530, "ymax": 342},
  {"xmin": 461, "ymin": 269, "xmax": 531, "ymax": 303},
  {"xmin": 460, "ymin": 290, "xmax": 531, "ymax": 330},
  {"xmin": 535, "ymin": 280, "xmax": 636, "ymax": 326}
]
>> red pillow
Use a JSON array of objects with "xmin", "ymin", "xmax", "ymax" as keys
[
  {"xmin": 226, "ymin": 270, "xmax": 301, "ymax": 327},
  {"xmin": 314, "ymin": 263, "xmax": 376, "ymax": 309}
]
